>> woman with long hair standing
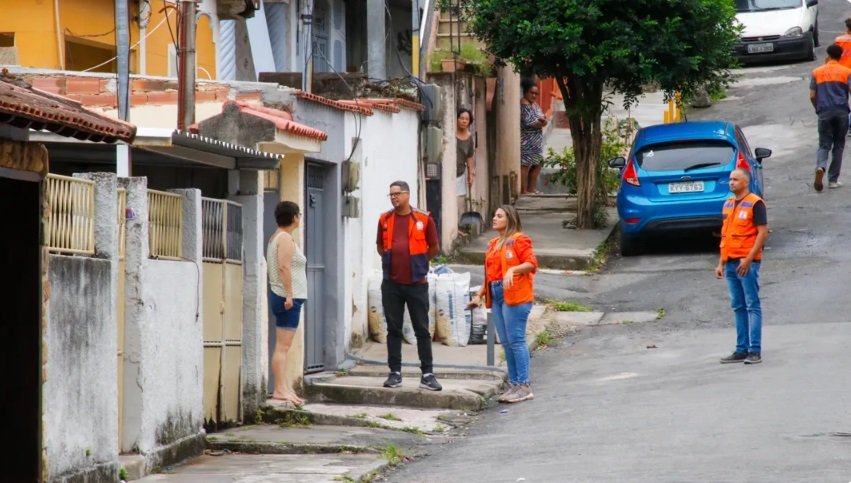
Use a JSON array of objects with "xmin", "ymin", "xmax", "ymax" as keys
[
  {"xmin": 267, "ymin": 201, "xmax": 308, "ymax": 406},
  {"xmin": 468, "ymin": 205, "xmax": 538, "ymax": 403}
]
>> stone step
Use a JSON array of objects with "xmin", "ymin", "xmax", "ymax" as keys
[
  {"xmin": 303, "ymin": 373, "xmax": 500, "ymax": 411},
  {"xmin": 118, "ymin": 454, "xmax": 145, "ymax": 481},
  {"xmin": 437, "ymin": 19, "xmax": 473, "ymax": 35}
]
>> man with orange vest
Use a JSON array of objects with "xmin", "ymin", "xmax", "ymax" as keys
[
  {"xmin": 809, "ymin": 43, "xmax": 851, "ymax": 191},
  {"xmin": 376, "ymin": 180, "xmax": 442, "ymax": 391},
  {"xmin": 715, "ymin": 168, "xmax": 768, "ymax": 365},
  {"xmin": 835, "ymin": 18, "xmax": 851, "ymax": 68}
]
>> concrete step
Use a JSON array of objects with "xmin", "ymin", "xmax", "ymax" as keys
[
  {"xmin": 515, "ymin": 194, "xmax": 577, "ymax": 212},
  {"xmin": 303, "ymin": 373, "xmax": 501, "ymax": 411},
  {"xmin": 258, "ymin": 402, "xmax": 466, "ymax": 434},
  {"xmin": 206, "ymin": 423, "xmax": 421, "ymax": 456},
  {"xmin": 435, "ymin": 36, "xmax": 482, "ymax": 51},
  {"xmin": 437, "ymin": 19, "xmax": 473, "ymax": 35},
  {"xmin": 118, "ymin": 454, "xmax": 145, "ymax": 481}
]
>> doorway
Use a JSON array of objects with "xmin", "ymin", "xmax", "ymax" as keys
[{"xmin": 304, "ymin": 163, "xmax": 328, "ymax": 373}]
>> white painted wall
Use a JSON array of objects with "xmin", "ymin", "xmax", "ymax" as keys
[{"xmin": 344, "ymin": 109, "xmax": 420, "ymax": 346}]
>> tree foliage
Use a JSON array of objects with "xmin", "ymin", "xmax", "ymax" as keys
[{"xmin": 465, "ymin": 0, "xmax": 740, "ymax": 227}]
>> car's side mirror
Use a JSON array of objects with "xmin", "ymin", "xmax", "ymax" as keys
[
  {"xmin": 609, "ymin": 157, "xmax": 626, "ymax": 168},
  {"xmin": 754, "ymin": 147, "xmax": 772, "ymax": 161},
  {"xmin": 806, "ymin": 0, "xmax": 817, "ymax": 7}
]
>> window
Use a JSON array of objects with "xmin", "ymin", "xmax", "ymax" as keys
[
  {"xmin": 636, "ymin": 141, "xmax": 735, "ymax": 172},
  {"xmin": 0, "ymin": 33, "xmax": 17, "ymax": 65}
]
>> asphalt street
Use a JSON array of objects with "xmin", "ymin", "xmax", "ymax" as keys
[{"xmin": 386, "ymin": 3, "xmax": 851, "ymax": 481}]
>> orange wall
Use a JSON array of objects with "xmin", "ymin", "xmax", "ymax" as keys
[{"xmin": 0, "ymin": 0, "xmax": 216, "ymax": 77}]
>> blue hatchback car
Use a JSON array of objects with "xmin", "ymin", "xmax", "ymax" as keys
[{"xmin": 609, "ymin": 121, "xmax": 772, "ymax": 256}]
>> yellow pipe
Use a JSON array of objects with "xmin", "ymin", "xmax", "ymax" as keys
[{"xmin": 412, "ymin": 32, "xmax": 420, "ymax": 78}]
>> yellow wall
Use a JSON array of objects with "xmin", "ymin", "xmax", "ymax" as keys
[{"xmin": 0, "ymin": 0, "xmax": 216, "ymax": 77}]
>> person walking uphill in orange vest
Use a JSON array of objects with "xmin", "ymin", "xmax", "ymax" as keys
[
  {"xmin": 715, "ymin": 169, "xmax": 768, "ymax": 365},
  {"xmin": 835, "ymin": 18, "xmax": 851, "ymax": 68},
  {"xmin": 376, "ymin": 181, "xmax": 442, "ymax": 391},
  {"xmin": 468, "ymin": 205, "xmax": 538, "ymax": 403},
  {"xmin": 809, "ymin": 43, "xmax": 851, "ymax": 191}
]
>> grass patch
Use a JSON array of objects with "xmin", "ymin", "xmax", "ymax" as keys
[
  {"xmin": 656, "ymin": 307, "xmax": 666, "ymax": 319},
  {"xmin": 352, "ymin": 412, "xmax": 369, "ymax": 419},
  {"xmin": 277, "ymin": 411, "xmax": 312, "ymax": 428},
  {"xmin": 534, "ymin": 329, "xmax": 553, "ymax": 348},
  {"xmin": 551, "ymin": 301, "xmax": 592, "ymax": 312},
  {"xmin": 431, "ymin": 254, "xmax": 453, "ymax": 266},
  {"xmin": 588, "ymin": 235, "xmax": 614, "ymax": 272},
  {"xmin": 379, "ymin": 413, "xmax": 402, "ymax": 422},
  {"xmin": 381, "ymin": 444, "xmax": 407, "ymax": 466}
]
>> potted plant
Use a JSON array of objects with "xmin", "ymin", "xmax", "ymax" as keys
[{"xmin": 441, "ymin": 56, "xmax": 467, "ymax": 72}]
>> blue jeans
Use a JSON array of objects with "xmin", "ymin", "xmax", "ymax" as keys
[
  {"xmin": 490, "ymin": 281, "xmax": 533, "ymax": 385},
  {"xmin": 724, "ymin": 260, "xmax": 762, "ymax": 354}
]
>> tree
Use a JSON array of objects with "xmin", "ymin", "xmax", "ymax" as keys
[{"xmin": 465, "ymin": 0, "xmax": 740, "ymax": 228}]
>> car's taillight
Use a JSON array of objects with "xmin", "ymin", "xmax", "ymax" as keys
[
  {"xmin": 623, "ymin": 157, "xmax": 640, "ymax": 186},
  {"xmin": 736, "ymin": 151, "xmax": 750, "ymax": 171}
]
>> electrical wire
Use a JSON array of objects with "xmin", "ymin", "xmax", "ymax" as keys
[
  {"xmin": 312, "ymin": 47, "xmax": 363, "ymax": 164},
  {"xmin": 81, "ymin": 9, "xmax": 175, "ymax": 73}
]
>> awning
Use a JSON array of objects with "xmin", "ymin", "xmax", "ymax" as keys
[{"xmin": 29, "ymin": 128, "xmax": 281, "ymax": 170}]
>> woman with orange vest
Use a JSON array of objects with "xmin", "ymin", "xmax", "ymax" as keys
[{"xmin": 468, "ymin": 205, "xmax": 538, "ymax": 403}]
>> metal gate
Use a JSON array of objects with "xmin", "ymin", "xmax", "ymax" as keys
[
  {"xmin": 201, "ymin": 198, "xmax": 244, "ymax": 426},
  {"xmin": 305, "ymin": 164, "xmax": 326, "ymax": 373}
]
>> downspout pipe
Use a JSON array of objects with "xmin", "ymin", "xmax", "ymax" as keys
[{"xmin": 116, "ymin": 0, "xmax": 131, "ymax": 176}]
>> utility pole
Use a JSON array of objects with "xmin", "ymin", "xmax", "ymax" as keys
[
  {"xmin": 115, "ymin": 0, "xmax": 131, "ymax": 176},
  {"xmin": 301, "ymin": 0, "xmax": 314, "ymax": 92},
  {"xmin": 177, "ymin": 0, "xmax": 198, "ymax": 131}
]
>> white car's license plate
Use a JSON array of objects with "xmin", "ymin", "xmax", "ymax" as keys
[
  {"xmin": 669, "ymin": 181, "xmax": 704, "ymax": 194},
  {"xmin": 747, "ymin": 43, "xmax": 774, "ymax": 54}
]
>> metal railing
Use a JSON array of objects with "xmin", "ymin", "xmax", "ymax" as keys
[
  {"xmin": 202, "ymin": 198, "xmax": 243, "ymax": 263},
  {"xmin": 44, "ymin": 174, "xmax": 95, "ymax": 255},
  {"xmin": 147, "ymin": 190, "xmax": 183, "ymax": 260}
]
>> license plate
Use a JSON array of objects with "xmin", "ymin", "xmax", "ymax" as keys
[
  {"xmin": 669, "ymin": 181, "xmax": 704, "ymax": 194},
  {"xmin": 747, "ymin": 43, "xmax": 774, "ymax": 54}
]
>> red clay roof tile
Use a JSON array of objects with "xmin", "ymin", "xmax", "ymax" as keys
[
  {"xmin": 0, "ymin": 78, "xmax": 136, "ymax": 143},
  {"xmin": 292, "ymin": 90, "xmax": 374, "ymax": 115},
  {"xmin": 230, "ymin": 101, "xmax": 327, "ymax": 141}
]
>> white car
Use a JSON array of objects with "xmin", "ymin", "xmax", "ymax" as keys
[{"xmin": 734, "ymin": 0, "xmax": 819, "ymax": 63}]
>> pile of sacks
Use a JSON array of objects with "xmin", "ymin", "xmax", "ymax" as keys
[{"xmin": 367, "ymin": 266, "xmax": 478, "ymax": 347}]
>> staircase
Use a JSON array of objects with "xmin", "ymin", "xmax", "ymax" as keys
[{"xmin": 435, "ymin": 8, "xmax": 479, "ymax": 51}]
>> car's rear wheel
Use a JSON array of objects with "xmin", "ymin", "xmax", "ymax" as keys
[{"xmin": 619, "ymin": 229, "xmax": 643, "ymax": 257}]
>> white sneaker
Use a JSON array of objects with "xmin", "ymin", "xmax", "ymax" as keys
[{"xmin": 829, "ymin": 181, "xmax": 844, "ymax": 189}]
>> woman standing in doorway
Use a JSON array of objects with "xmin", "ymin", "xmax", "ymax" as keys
[
  {"xmin": 520, "ymin": 80, "xmax": 547, "ymax": 195},
  {"xmin": 267, "ymin": 201, "xmax": 308, "ymax": 406},
  {"xmin": 456, "ymin": 108, "xmax": 476, "ymax": 201},
  {"xmin": 467, "ymin": 205, "xmax": 538, "ymax": 403}
]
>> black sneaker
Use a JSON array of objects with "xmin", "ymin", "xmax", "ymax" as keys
[
  {"xmin": 815, "ymin": 167, "xmax": 825, "ymax": 192},
  {"xmin": 383, "ymin": 372, "xmax": 402, "ymax": 388},
  {"xmin": 720, "ymin": 352, "xmax": 748, "ymax": 364},
  {"xmin": 744, "ymin": 353, "xmax": 762, "ymax": 365},
  {"xmin": 420, "ymin": 373, "xmax": 443, "ymax": 391}
]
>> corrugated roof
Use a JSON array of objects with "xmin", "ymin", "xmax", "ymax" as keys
[{"xmin": 0, "ymin": 77, "xmax": 136, "ymax": 143}]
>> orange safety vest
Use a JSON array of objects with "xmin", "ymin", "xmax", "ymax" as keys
[
  {"xmin": 484, "ymin": 232, "xmax": 536, "ymax": 308},
  {"xmin": 836, "ymin": 34, "xmax": 851, "ymax": 68},
  {"xmin": 379, "ymin": 208, "xmax": 432, "ymax": 282},
  {"xmin": 720, "ymin": 192, "xmax": 765, "ymax": 262}
]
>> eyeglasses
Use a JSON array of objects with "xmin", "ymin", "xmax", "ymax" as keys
[{"xmin": 388, "ymin": 191, "xmax": 409, "ymax": 198}]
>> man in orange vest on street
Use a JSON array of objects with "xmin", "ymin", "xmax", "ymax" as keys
[
  {"xmin": 809, "ymin": 43, "xmax": 851, "ymax": 191},
  {"xmin": 715, "ymin": 169, "xmax": 768, "ymax": 365},
  {"xmin": 376, "ymin": 181, "xmax": 442, "ymax": 391},
  {"xmin": 835, "ymin": 18, "xmax": 851, "ymax": 136}
]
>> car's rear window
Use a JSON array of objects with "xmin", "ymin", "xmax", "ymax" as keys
[{"xmin": 636, "ymin": 141, "xmax": 735, "ymax": 172}]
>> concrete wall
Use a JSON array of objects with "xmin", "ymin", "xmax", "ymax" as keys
[
  {"xmin": 348, "ymin": 109, "xmax": 421, "ymax": 344},
  {"xmin": 44, "ymin": 173, "xmax": 119, "ymax": 482},
  {"xmin": 229, "ymin": 171, "xmax": 267, "ymax": 419},
  {"xmin": 121, "ymin": 178, "xmax": 205, "ymax": 471},
  {"xmin": 494, "ymin": 67, "xmax": 521, "ymax": 203}
]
